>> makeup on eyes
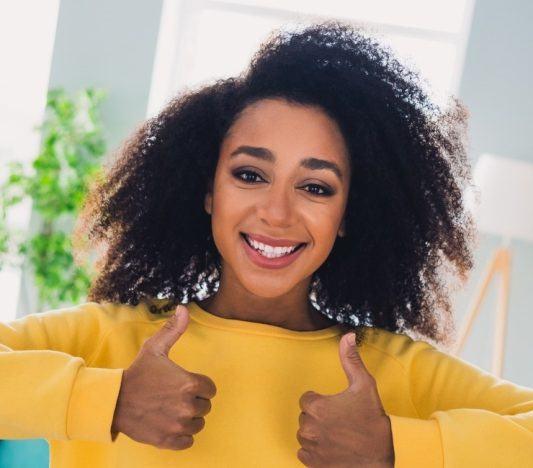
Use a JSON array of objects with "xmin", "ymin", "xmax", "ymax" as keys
[{"xmin": 230, "ymin": 167, "xmax": 336, "ymax": 197}]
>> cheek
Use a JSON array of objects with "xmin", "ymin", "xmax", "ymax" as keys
[
  {"xmin": 215, "ymin": 185, "xmax": 248, "ymax": 221},
  {"xmin": 305, "ymin": 207, "xmax": 343, "ymax": 242},
  {"xmin": 305, "ymin": 207, "xmax": 345, "ymax": 264},
  {"xmin": 310, "ymin": 224, "xmax": 340, "ymax": 262},
  {"xmin": 209, "ymin": 186, "xmax": 245, "ymax": 246}
]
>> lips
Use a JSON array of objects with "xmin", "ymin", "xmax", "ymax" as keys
[
  {"xmin": 240, "ymin": 232, "xmax": 307, "ymax": 249},
  {"xmin": 241, "ymin": 233, "xmax": 305, "ymax": 253},
  {"xmin": 240, "ymin": 232, "xmax": 307, "ymax": 269}
]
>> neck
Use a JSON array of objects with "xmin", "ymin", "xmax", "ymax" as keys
[
  {"xmin": 196, "ymin": 270, "xmax": 338, "ymax": 332},
  {"xmin": 197, "ymin": 294, "xmax": 337, "ymax": 332}
]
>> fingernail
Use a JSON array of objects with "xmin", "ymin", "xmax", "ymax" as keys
[{"xmin": 348, "ymin": 333, "xmax": 356, "ymax": 345}]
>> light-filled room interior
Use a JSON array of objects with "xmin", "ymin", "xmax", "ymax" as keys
[{"xmin": 1, "ymin": 1, "xmax": 532, "ymax": 466}]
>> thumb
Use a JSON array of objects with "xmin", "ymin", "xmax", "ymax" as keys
[
  {"xmin": 339, "ymin": 332, "xmax": 367, "ymax": 388},
  {"xmin": 145, "ymin": 305, "xmax": 190, "ymax": 357}
]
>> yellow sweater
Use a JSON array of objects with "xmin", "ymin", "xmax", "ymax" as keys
[{"xmin": 1, "ymin": 299, "xmax": 532, "ymax": 467}]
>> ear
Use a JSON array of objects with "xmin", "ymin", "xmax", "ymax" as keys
[{"xmin": 204, "ymin": 179, "xmax": 213, "ymax": 215}]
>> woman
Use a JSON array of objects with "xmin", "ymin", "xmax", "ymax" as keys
[{"xmin": 1, "ymin": 20, "xmax": 532, "ymax": 467}]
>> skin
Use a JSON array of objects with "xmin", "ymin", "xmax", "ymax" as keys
[{"xmin": 199, "ymin": 97, "xmax": 350, "ymax": 331}]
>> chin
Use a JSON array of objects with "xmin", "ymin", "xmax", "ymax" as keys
[{"xmin": 239, "ymin": 276, "xmax": 298, "ymax": 299}]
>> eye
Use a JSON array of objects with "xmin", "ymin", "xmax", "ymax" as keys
[
  {"xmin": 233, "ymin": 169, "xmax": 264, "ymax": 184},
  {"xmin": 303, "ymin": 184, "xmax": 333, "ymax": 197},
  {"xmin": 232, "ymin": 169, "xmax": 334, "ymax": 197}
]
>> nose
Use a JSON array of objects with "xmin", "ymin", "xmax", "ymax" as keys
[{"xmin": 256, "ymin": 185, "xmax": 297, "ymax": 228}]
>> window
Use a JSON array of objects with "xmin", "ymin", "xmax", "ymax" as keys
[{"xmin": 147, "ymin": 0, "xmax": 475, "ymax": 116}]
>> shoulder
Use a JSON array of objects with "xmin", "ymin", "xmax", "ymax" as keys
[
  {"xmin": 359, "ymin": 326, "xmax": 438, "ymax": 370},
  {"xmin": 32, "ymin": 298, "xmax": 171, "ymax": 330}
]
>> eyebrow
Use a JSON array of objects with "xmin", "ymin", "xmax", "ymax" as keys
[{"xmin": 229, "ymin": 145, "xmax": 343, "ymax": 181}]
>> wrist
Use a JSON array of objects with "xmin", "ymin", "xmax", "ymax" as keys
[
  {"xmin": 375, "ymin": 415, "xmax": 395, "ymax": 466},
  {"xmin": 111, "ymin": 370, "xmax": 127, "ymax": 436}
]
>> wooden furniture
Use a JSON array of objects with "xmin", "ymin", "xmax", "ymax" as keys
[
  {"xmin": 451, "ymin": 246, "xmax": 511, "ymax": 377},
  {"xmin": 452, "ymin": 153, "xmax": 533, "ymax": 378}
]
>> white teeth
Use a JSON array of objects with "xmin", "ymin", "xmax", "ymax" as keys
[{"xmin": 244, "ymin": 235, "xmax": 300, "ymax": 258}]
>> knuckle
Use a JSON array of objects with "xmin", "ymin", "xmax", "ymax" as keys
[
  {"xmin": 300, "ymin": 391, "xmax": 326, "ymax": 417},
  {"xmin": 158, "ymin": 433, "xmax": 193, "ymax": 450},
  {"xmin": 162, "ymin": 319, "xmax": 177, "ymax": 332},
  {"xmin": 155, "ymin": 433, "xmax": 173, "ymax": 449},
  {"xmin": 196, "ymin": 398, "xmax": 212, "ymax": 415},
  {"xmin": 297, "ymin": 448, "xmax": 314, "ymax": 466},
  {"xmin": 190, "ymin": 417, "xmax": 206, "ymax": 434},
  {"xmin": 297, "ymin": 428, "xmax": 318, "ymax": 444},
  {"xmin": 296, "ymin": 430, "xmax": 305, "ymax": 446},
  {"xmin": 169, "ymin": 420, "xmax": 186, "ymax": 434},
  {"xmin": 179, "ymin": 404, "xmax": 197, "ymax": 419},
  {"xmin": 299, "ymin": 391, "xmax": 313, "ymax": 411},
  {"xmin": 205, "ymin": 377, "xmax": 217, "ymax": 396},
  {"xmin": 309, "ymin": 399, "xmax": 326, "ymax": 418},
  {"xmin": 183, "ymin": 378, "xmax": 200, "ymax": 394},
  {"xmin": 175, "ymin": 435, "xmax": 194, "ymax": 450},
  {"xmin": 193, "ymin": 373, "xmax": 218, "ymax": 398}
]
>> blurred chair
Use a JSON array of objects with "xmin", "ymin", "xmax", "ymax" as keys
[{"xmin": 452, "ymin": 153, "xmax": 533, "ymax": 377}]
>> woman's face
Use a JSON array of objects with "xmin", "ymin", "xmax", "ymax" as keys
[{"xmin": 204, "ymin": 97, "xmax": 351, "ymax": 298}]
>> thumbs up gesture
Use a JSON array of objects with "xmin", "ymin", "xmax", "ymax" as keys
[
  {"xmin": 296, "ymin": 332, "xmax": 394, "ymax": 467},
  {"xmin": 111, "ymin": 305, "xmax": 217, "ymax": 450}
]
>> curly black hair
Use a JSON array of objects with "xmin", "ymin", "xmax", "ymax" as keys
[{"xmin": 73, "ymin": 20, "xmax": 477, "ymax": 348}]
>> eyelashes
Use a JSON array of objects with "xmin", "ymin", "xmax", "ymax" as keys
[{"xmin": 232, "ymin": 169, "xmax": 334, "ymax": 197}]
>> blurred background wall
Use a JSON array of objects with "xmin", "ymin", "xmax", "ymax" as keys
[
  {"xmin": 452, "ymin": 0, "xmax": 533, "ymax": 387},
  {"xmin": 13, "ymin": 0, "xmax": 164, "ymax": 323}
]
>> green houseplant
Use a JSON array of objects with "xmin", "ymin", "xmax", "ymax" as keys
[{"xmin": 0, "ymin": 87, "xmax": 107, "ymax": 310}]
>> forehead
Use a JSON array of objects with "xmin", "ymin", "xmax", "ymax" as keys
[{"xmin": 221, "ymin": 98, "xmax": 350, "ymax": 168}]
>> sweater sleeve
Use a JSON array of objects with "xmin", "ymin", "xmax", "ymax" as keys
[
  {"xmin": 0, "ymin": 302, "xmax": 124, "ymax": 443},
  {"xmin": 389, "ymin": 339, "xmax": 533, "ymax": 467}
]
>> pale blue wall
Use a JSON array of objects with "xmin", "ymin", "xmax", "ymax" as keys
[
  {"xmin": 47, "ymin": 0, "xmax": 164, "ymax": 150},
  {"xmin": 453, "ymin": 0, "xmax": 533, "ymax": 387}
]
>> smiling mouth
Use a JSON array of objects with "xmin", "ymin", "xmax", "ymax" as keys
[{"xmin": 240, "ymin": 232, "xmax": 306, "ymax": 257}]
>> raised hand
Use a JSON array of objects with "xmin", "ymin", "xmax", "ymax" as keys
[
  {"xmin": 111, "ymin": 305, "xmax": 217, "ymax": 450},
  {"xmin": 297, "ymin": 332, "xmax": 394, "ymax": 467}
]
